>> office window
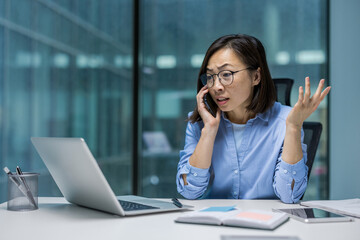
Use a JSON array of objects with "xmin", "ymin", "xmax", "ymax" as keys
[
  {"xmin": 0, "ymin": 0, "xmax": 329, "ymax": 203},
  {"xmin": 139, "ymin": 0, "xmax": 328, "ymax": 200},
  {"xmin": 0, "ymin": 0, "xmax": 133, "ymax": 202}
]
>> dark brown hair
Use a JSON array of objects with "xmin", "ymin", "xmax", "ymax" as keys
[{"xmin": 188, "ymin": 34, "xmax": 276, "ymax": 123}]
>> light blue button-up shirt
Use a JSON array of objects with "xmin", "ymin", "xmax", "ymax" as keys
[{"xmin": 176, "ymin": 102, "xmax": 308, "ymax": 203}]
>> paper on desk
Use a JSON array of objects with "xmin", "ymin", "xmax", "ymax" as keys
[{"xmin": 300, "ymin": 198, "xmax": 360, "ymax": 218}]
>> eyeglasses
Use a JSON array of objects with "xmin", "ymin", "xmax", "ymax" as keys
[{"xmin": 200, "ymin": 67, "xmax": 252, "ymax": 88}]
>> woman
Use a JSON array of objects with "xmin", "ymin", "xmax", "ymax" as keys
[{"xmin": 176, "ymin": 34, "xmax": 330, "ymax": 203}]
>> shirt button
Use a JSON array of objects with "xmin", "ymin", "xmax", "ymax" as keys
[
  {"xmin": 292, "ymin": 171, "xmax": 296, "ymax": 175},
  {"xmin": 283, "ymin": 169, "xmax": 288, "ymax": 174},
  {"xmin": 193, "ymin": 173, "xmax": 197, "ymax": 176},
  {"xmin": 234, "ymin": 170, "xmax": 238, "ymax": 174}
]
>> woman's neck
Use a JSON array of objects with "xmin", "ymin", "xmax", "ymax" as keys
[{"xmin": 225, "ymin": 109, "xmax": 255, "ymax": 124}]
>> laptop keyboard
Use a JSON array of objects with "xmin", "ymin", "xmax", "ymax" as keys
[{"xmin": 118, "ymin": 200, "xmax": 159, "ymax": 211}]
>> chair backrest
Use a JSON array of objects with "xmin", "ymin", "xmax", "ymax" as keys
[
  {"xmin": 302, "ymin": 122, "xmax": 322, "ymax": 180},
  {"xmin": 273, "ymin": 78, "xmax": 294, "ymax": 106}
]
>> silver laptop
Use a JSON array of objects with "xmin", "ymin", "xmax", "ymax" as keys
[{"xmin": 31, "ymin": 137, "xmax": 192, "ymax": 216}]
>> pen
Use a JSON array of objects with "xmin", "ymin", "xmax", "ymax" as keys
[
  {"xmin": 172, "ymin": 198, "xmax": 183, "ymax": 208},
  {"xmin": 3, "ymin": 167, "xmax": 21, "ymax": 186},
  {"xmin": 3, "ymin": 167, "xmax": 35, "ymax": 207},
  {"xmin": 16, "ymin": 166, "xmax": 37, "ymax": 208},
  {"xmin": 4, "ymin": 167, "xmax": 37, "ymax": 207}
]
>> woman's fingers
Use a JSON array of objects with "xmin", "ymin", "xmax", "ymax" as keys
[
  {"xmin": 304, "ymin": 77, "xmax": 311, "ymax": 102},
  {"xmin": 197, "ymin": 86, "xmax": 208, "ymax": 104},
  {"xmin": 319, "ymin": 86, "xmax": 331, "ymax": 101},
  {"xmin": 313, "ymin": 79, "xmax": 325, "ymax": 98},
  {"xmin": 292, "ymin": 77, "xmax": 331, "ymax": 124},
  {"xmin": 299, "ymin": 78, "xmax": 330, "ymax": 104},
  {"xmin": 197, "ymin": 86, "xmax": 213, "ymax": 118},
  {"xmin": 311, "ymin": 79, "xmax": 331, "ymax": 104},
  {"xmin": 298, "ymin": 86, "xmax": 304, "ymax": 103}
]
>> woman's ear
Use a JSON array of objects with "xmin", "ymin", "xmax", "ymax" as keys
[{"xmin": 252, "ymin": 67, "xmax": 261, "ymax": 86}]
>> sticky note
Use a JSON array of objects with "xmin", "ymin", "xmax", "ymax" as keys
[
  {"xmin": 236, "ymin": 211, "xmax": 273, "ymax": 221},
  {"xmin": 200, "ymin": 206, "xmax": 236, "ymax": 212}
]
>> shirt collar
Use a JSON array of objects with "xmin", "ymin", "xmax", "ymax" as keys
[
  {"xmin": 221, "ymin": 107, "xmax": 271, "ymax": 124},
  {"xmin": 255, "ymin": 109, "xmax": 270, "ymax": 122}
]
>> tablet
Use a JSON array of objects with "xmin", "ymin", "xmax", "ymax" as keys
[{"xmin": 273, "ymin": 208, "xmax": 354, "ymax": 223}]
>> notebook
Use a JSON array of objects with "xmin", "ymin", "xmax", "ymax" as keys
[
  {"xmin": 31, "ymin": 137, "xmax": 192, "ymax": 216},
  {"xmin": 175, "ymin": 206, "xmax": 289, "ymax": 230}
]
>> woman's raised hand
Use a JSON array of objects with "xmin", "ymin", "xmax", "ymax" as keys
[{"xmin": 286, "ymin": 77, "xmax": 331, "ymax": 129}]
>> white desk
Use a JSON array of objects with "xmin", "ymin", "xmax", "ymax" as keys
[{"xmin": 1, "ymin": 197, "xmax": 359, "ymax": 240}]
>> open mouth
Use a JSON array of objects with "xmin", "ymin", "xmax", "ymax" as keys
[{"xmin": 216, "ymin": 97, "xmax": 229, "ymax": 106}]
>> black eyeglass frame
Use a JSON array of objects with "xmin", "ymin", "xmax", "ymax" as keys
[{"xmin": 200, "ymin": 67, "xmax": 253, "ymax": 88}]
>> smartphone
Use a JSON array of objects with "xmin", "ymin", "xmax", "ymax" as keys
[
  {"xmin": 203, "ymin": 93, "xmax": 217, "ymax": 117},
  {"xmin": 273, "ymin": 207, "xmax": 354, "ymax": 223}
]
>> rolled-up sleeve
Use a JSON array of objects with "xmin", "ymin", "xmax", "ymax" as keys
[
  {"xmin": 176, "ymin": 121, "xmax": 210, "ymax": 199},
  {"xmin": 273, "ymin": 130, "xmax": 308, "ymax": 204}
]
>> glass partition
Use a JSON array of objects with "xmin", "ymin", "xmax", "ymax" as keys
[
  {"xmin": 0, "ymin": 0, "xmax": 329, "ymax": 203},
  {"xmin": 139, "ymin": 0, "xmax": 328, "ymax": 200},
  {"xmin": 0, "ymin": 0, "xmax": 133, "ymax": 202}
]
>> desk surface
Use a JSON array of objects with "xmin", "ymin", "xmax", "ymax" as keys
[{"xmin": 1, "ymin": 197, "xmax": 359, "ymax": 240}]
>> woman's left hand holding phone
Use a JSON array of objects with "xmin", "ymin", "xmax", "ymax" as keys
[
  {"xmin": 187, "ymin": 86, "xmax": 221, "ymax": 170},
  {"xmin": 197, "ymin": 86, "xmax": 221, "ymax": 130},
  {"xmin": 183, "ymin": 86, "xmax": 220, "ymax": 184}
]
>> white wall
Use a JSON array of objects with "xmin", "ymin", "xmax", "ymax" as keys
[{"xmin": 330, "ymin": 0, "xmax": 360, "ymax": 199}]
